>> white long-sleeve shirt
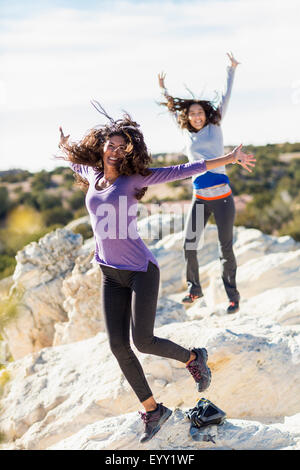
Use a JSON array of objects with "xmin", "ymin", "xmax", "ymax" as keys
[{"xmin": 164, "ymin": 66, "xmax": 236, "ymax": 200}]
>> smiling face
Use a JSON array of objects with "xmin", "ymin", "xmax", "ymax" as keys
[
  {"xmin": 103, "ymin": 134, "xmax": 127, "ymax": 173},
  {"xmin": 187, "ymin": 103, "xmax": 207, "ymax": 131}
]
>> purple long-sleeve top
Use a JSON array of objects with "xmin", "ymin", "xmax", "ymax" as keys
[{"xmin": 70, "ymin": 160, "xmax": 207, "ymax": 271}]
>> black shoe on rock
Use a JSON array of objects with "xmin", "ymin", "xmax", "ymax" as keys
[
  {"xmin": 182, "ymin": 292, "xmax": 203, "ymax": 304},
  {"xmin": 139, "ymin": 403, "xmax": 172, "ymax": 443},
  {"xmin": 227, "ymin": 301, "xmax": 239, "ymax": 314}
]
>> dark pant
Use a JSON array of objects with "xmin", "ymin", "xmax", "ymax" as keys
[
  {"xmin": 183, "ymin": 195, "xmax": 240, "ymax": 302},
  {"xmin": 100, "ymin": 261, "xmax": 190, "ymax": 403}
]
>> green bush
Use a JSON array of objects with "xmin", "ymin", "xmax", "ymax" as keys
[
  {"xmin": 35, "ymin": 193, "xmax": 62, "ymax": 211},
  {"xmin": 42, "ymin": 207, "xmax": 73, "ymax": 226},
  {"xmin": 16, "ymin": 191, "xmax": 39, "ymax": 210},
  {"xmin": 279, "ymin": 213, "xmax": 300, "ymax": 241},
  {"xmin": 31, "ymin": 170, "xmax": 52, "ymax": 192},
  {"xmin": 72, "ymin": 223, "xmax": 93, "ymax": 240},
  {"xmin": 0, "ymin": 187, "xmax": 10, "ymax": 218},
  {"xmin": 0, "ymin": 255, "xmax": 16, "ymax": 280},
  {"xmin": 68, "ymin": 191, "xmax": 86, "ymax": 211},
  {"xmin": 0, "ymin": 170, "xmax": 32, "ymax": 183}
]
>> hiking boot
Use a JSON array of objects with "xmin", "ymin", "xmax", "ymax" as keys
[
  {"xmin": 186, "ymin": 348, "xmax": 211, "ymax": 392},
  {"xmin": 182, "ymin": 292, "xmax": 203, "ymax": 304},
  {"xmin": 227, "ymin": 301, "xmax": 239, "ymax": 314},
  {"xmin": 139, "ymin": 403, "xmax": 172, "ymax": 443}
]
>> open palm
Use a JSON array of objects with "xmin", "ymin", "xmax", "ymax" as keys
[
  {"xmin": 59, "ymin": 126, "xmax": 70, "ymax": 148},
  {"xmin": 158, "ymin": 71, "xmax": 166, "ymax": 89},
  {"xmin": 227, "ymin": 51, "xmax": 240, "ymax": 68},
  {"xmin": 233, "ymin": 144, "xmax": 256, "ymax": 173}
]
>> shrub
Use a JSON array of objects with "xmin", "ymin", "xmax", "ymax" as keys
[
  {"xmin": 42, "ymin": 207, "xmax": 73, "ymax": 226},
  {"xmin": 0, "ymin": 255, "xmax": 16, "ymax": 280},
  {"xmin": 31, "ymin": 170, "xmax": 52, "ymax": 192},
  {"xmin": 0, "ymin": 187, "xmax": 10, "ymax": 218},
  {"xmin": 68, "ymin": 191, "xmax": 86, "ymax": 211},
  {"xmin": 35, "ymin": 193, "xmax": 62, "ymax": 211},
  {"xmin": 72, "ymin": 223, "xmax": 93, "ymax": 240}
]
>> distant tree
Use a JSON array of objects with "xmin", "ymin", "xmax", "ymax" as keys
[
  {"xmin": 72, "ymin": 223, "xmax": 93, "ymax": 240},
  {"xmin": 68, "ymin": 191, "xmax": 86, "ymax": 211},
  {"xmin": 35, "ymin": 193, "xmax": 62, "ymax": 211},
  {"xmin": 0, "ymin": 255, "xmax": 16, "ymax": 280},
  {"xmin": 42, "ymin": 207, "xmax": 73, "ymax": 226},
  {"xmin": 279, "ymin": 213, "xmax": 300, "ymax": 241},
  {"xmin": 31, "ymin": 170, "xmax": 52, "ymax": 192},
  {"xmin": 0, "ymin": 170, "xmax": 32, "ymax": 183},
  {"xmin": 16, "ymin": 191, "xmax": 39, "ymax": 210},
  {"xmin": 0, "ymin": 187, "xmax": 10, "ymax": 218}
]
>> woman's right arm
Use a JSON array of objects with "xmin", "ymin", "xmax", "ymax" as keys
[
  {"xmin": 206, "ymin": 145, "xmax": 256, "ymax": 172},
  {"xmin": 59, "ymin": 127, "xmax": 89, "ymax": 177},
  {"xmin": 218, "ymin": 52, "xmax": 240, "ymax": 119},
  {"xmin": 135, "ymin": 145, "xmax": 256, "ymax": 188},
  {"xmin": 158, "ymin": 72, "xmax": 179, "ymax": 122}
]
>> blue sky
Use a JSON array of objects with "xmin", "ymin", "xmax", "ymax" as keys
[{"xmin": 1, "ymin": 0, "xmax": 300, "ymax": 171}]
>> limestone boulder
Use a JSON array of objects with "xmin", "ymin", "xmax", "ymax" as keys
[
  {"xmin": 0, "ymin": 316, "xmax": 299, "ymax": 450},
  {"xmin": 1, "ymin": 229, "xmax": 82, "ymax": 359},
  {"xmin": 47, "ymin": 408, "xmax": 300, "ymax": 451}
]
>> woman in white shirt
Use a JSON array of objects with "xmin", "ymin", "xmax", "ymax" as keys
[{"xmin": 158, "ymin": 53, "xmax": 246, "ymax": 314}]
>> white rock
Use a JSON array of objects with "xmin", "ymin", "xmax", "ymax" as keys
[
  {"xmin": 47, "ymin": 408, "xmax": 300, "ymax": 450},
  {"xmin": 0, "ymin": 318, "xmax": 299, "ymax": 450},
  {"xmin": 0, "ymin": 220, "xmax": 300, "ymax": 451},
  {"xmin": 2, "ymin": 229, "xmax": 82, "ymax": 359}
]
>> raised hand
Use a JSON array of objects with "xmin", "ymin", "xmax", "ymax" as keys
[
  {"xmin": 158, "ymin": 71, "xmax": 166, "ymax": 89},
  {"xmin": 227, "ymin": 51, "xmax": 240, "ymax": 68},
  {"xmin": 232, "ymin": 144, "xmax": 256, "ymax": 173},
  {"xmin": 59, "ymin": 126, "xmax": 70, "ymax": 148}
]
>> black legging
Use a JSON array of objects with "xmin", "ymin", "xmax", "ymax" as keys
[
  {"xmin": 184, "ymin": 194, "xmax": 240, "ymax": 302},
  {"xmin": 100, "ymin": 261, "xmax": 190, "ymax": 403}
]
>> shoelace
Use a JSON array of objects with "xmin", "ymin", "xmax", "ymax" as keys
[
  {"xmin": 139, "ymin": 411, "xmax": 158, "ymax": 424},
  {"xmin": 187, "ymin": 363, "xmax": 202, "ymax": 381}
]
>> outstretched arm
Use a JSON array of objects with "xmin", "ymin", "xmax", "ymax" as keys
[
  {"xmin": 206, "ymin": 144, "xmax": 255, "ymax": 172},
  {"xmin": 219, "ymin": 52, "xmax": 240, "ymax": 119},
  {"xmin": 135, "ymin": 145, "xmax": 255, "ymax": 187},
  {"xmin": 158, "ymin": 71, "xmax": 179, "ymax": 122},
  {"xmin": 59, "ymin": 127, "xmax": 89, "ymax": 177}
]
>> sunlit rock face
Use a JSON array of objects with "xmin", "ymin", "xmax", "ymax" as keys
[{"xmin": 0, "ymin": 217, "xmax": 300, "ymax": 450}]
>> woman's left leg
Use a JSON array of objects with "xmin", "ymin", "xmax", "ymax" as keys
[
  {"xmin": 211, "ymin": 195, "xmax": 240, "ymax": 303},
  {"xmin": 130, "ymin": 261, "xmax": 191, "ymax": 362},
  {"xmin": 130, "ymin": 261, "xmax": 211, "ymax": 443}
]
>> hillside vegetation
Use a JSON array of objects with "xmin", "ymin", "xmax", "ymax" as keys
[{"xmin": 0, "ymin": 142, "xmax": 300, "ymax": 280}]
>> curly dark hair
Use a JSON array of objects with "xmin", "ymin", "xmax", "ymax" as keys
[
  {"xmin": 160, "ymin": 95, "xmax": 221, "ymax": 132},
  {"xmin": 59, "ymin": 103, "xmax": 152, "ymax": 200}
]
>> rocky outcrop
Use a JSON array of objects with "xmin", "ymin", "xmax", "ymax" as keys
[
  {"xmin": 0, "ymin": 313, "xmax": 300, "ymax": 450},
  {"xmin": 47, "ymin": 409, "xmax": 300, "ymax": 450},
  {"xmin": 1, "ymin": 229, "xmax": 82, "ymax": 359},
  {"xmin": 0, "ymin": 215, "xmax": 300, "ymax": 450}
]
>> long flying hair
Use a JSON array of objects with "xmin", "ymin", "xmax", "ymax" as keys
[
  {"xmin": 59, "ymin": 101, "xmax": 152, "ymax": 200},
  {"xmin": 160, "ymin": 95, "xmax": 221, "ymax": 132}
]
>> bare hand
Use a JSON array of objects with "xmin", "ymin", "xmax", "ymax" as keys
[
  {"xmin": 158, "ymin": 71, "xmax": 166, "ymax": 89},
  {"xmin": 232, "ymin": 144, "xmax": 256, "ymax": 172},
  {"xmin": 59, "ymin": 126, "xmax": 70, "ymax": 148},
  {"xmin": 227, "ymin": 51, "xmax": 241, "ymax": 68}
]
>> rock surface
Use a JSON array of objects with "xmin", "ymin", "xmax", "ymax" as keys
[
  {"xmin": 0, "ymin": 216, "xmax": 300, "ymax": 450},
  {"xmin": 1, "ymin": 229, "xmax": 82, "ymax": 359},
  {"xmin": 47, "ymin": 408, "xmax": 300, "ymax": 451}
]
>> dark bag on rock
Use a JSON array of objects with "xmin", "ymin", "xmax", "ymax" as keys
[{"xmin": 186, "ymin": 398, "xmax": 226, "ymax": 428}]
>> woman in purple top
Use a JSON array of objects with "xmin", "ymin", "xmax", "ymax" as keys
[{"xmin": 59, "ymin": 104, "xmax": 255, "ymax": 443}]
